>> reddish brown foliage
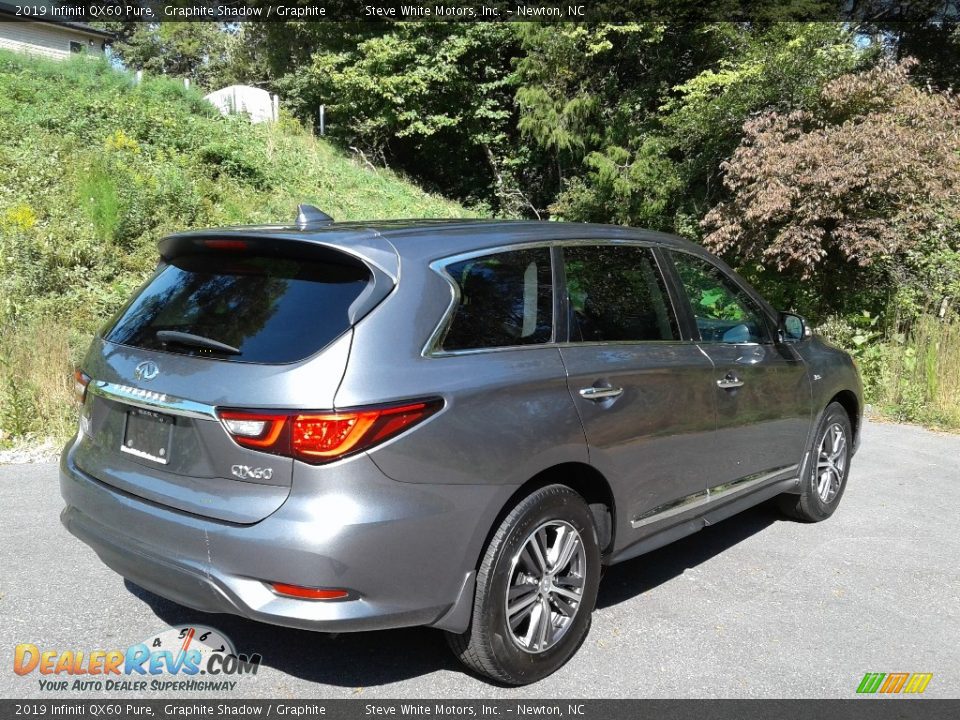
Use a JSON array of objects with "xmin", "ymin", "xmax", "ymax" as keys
[{"xmin": 703, "ymin": 60, "xmax": 960, "ymax": 278}]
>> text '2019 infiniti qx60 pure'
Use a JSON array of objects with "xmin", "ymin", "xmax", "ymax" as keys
[{"xmin": 61, "ymin": 206, "xmax": 862, "ymax": 684}]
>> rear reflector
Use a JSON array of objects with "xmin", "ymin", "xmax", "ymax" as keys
[
  {"xmin": 270, "ymin": 583, "xmax": 350, "ymax": 600},
  {"xmin": 218, "ymin": 399, "xmax": 442, "ymax": 464},
  {"xmin": 73, "ymin": 369, "xmax": 90, "ymax": 405}
]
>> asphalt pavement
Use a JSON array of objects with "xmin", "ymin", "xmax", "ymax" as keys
[{"xmin": 1, "ymin": 419, "xmax": 958, "ymax": 698}]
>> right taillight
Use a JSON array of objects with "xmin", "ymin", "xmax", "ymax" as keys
[
  {"xmin": 218, "ymin": 399, "xmax": 442, "ymax": 464},
  {"xmin": 73, "ymin": 369, "xmax": 90, "ymax": 405}
]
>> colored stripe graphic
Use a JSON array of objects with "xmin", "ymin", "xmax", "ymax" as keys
[{"xmin": 857, "ymin": 672, "xmax": 932, "ymax": 694}]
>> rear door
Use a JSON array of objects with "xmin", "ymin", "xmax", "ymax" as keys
[
  {"xmin": 349, "ymin": 245, "xmax": 588, "ymax": 488},
  {"xmin": 664, "ymin": 250, "xmax": 812, "ymax": 486},
  {"xmin": 557, "ymin": 244, "xmax": 718, "ymax": 536},
  {"xmin": 74, "ymin": 244, "xmax": 380, "ymax": 523}
]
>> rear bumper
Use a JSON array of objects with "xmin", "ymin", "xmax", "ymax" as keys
[{"xmin": 60, "ymin": 439, "xmax": 512, "ymax": 633}]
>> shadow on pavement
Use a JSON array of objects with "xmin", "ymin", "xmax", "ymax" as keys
[
  {"xmin": 125, "ymin": 580, "xmax": 456, "ymax": 687},
  {"xmin": 126, "ymin": 499, "xmax": 783, "ymax": 687},
  {"xmin": 596, "ymin": 499, "xmax": 782, "ymax": 609}
]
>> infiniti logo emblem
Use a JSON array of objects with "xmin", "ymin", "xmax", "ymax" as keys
[{"xmin": 134, "ymin": 360, "xmax": 160, "ymax": 381}]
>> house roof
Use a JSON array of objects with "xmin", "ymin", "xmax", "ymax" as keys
[{"xmin": 0, "ymin": 3, "xmax": 114, "ymax": 40}]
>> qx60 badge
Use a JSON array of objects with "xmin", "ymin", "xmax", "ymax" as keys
[
  {"xmin": 134, "ymin": 360, "xmax": 159, "ymax": 381},
  {"xmin": 231, "ymin": 465, "xmax": 274, "ymax": 481}
]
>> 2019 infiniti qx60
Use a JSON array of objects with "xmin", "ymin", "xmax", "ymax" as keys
[{"xmin": 61, "ymin": 207, "xmax": 862, "ymax": 684}]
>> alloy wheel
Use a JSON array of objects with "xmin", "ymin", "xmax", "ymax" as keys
[
  {"xmin": 816, "ymin": 422, "xmax": 848, "ymax": 503},
  {"xmin": 504, "ymin": 520, "xmax": 587, "ymax": 653}
]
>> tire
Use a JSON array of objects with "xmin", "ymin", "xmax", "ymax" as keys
[
  {"xmin": 446, "ymin": 485, "xmax": 602, "ymax": 685},
  {"xmin": 779, "ymin": 402, "xmax": 853, "ymax": 522}
]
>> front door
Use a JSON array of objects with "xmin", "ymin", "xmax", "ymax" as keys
[{"xmin": 665, "ymin": 250, "xmax": 813, "ymax": 487}]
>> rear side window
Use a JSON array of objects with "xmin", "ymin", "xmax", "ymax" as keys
[
  {"xmin": 106, "ymin": 254, "xmax": 370, "ymax": 363},
  {"xmin": 563, "ymin": 245, "xmax": 679, "ymax": 342},
  {"xmin": 438, "ymin": 248, "xmax": 553, "ymax": 352}
]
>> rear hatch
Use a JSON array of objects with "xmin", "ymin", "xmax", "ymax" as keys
[{"xmin": 72, "ymin": 233, "xmax": 394, "ymax": 523}]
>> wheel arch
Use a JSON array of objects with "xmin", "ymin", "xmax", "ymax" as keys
[
  {"xmin": 829, "ymin": 389, "xmax": 860, "ymax": 440},
  {"xmin": 475, "ymin": 462, "xmax": 616, "ymax": 571},
  {"xmin": 791, "ymin": 387, "xmax": 861, "ymax": 497}
]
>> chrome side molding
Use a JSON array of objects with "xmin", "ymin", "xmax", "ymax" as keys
[{"xmin": 631, "ymin": 465, "xmax": 799, "ymax": 529}]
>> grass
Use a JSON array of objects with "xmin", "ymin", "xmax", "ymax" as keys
[
  {"xmin": 0, "ymin": 319, "xmax": 79, "ymax": 445},
  {"xmin": 867, "ymin": 317, "xmax": 960, "ymax": 430},
  {"xmin": 0, "ymin": 50, "xmax": 473, "ymax": 448}
]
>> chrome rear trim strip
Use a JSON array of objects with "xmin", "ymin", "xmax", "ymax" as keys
[
  {"xmin": 631, "ymin": 464, "xmax": 799, "ymax": 529},
  {"xmin": 88, "ymin": 381, "xmax": 218, "ymax": 420}
]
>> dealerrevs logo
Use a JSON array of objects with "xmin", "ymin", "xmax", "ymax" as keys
[{"xmin": 13, "ymin": 625, "xmax": 261, "ymax": 692}]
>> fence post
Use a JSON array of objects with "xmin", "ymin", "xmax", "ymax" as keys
[
  {"xmin": 319, "ymin": 104, "xmax": 325, "ymax": 135},
  {"xmin": 273, "ymin": 94, "xmax": 279, "ymax": 122},
  {"xmin": 184, "ymin": 78, "xmax": 190, "ymax": 90},
  {"xmin": 134, "ymin": 70, "xmax": 142, "ymax": 85}
]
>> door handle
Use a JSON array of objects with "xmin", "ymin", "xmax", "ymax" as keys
[
  {"xmin": 716, "ymin": 373, "xmax": 744, "ymax": 390},
  {"xmin": 579, "ymin": 386, "xmax": 624, "ymax": 401}
]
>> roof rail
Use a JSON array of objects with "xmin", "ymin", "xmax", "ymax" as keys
[{"xmin": 296, "ymin": 204, "xmax": 334, "ymax": 228}]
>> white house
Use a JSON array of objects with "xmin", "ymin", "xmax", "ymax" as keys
[
  {"xmin": 205, "ymin": 85, "xmax": 279, "ymax": 124},
  {"xmin": 0, "ymin": 2, "xmax": 111, "ymax": 60}
]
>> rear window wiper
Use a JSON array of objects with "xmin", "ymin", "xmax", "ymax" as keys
[{"xmin": 155, "ymin": 330, "xmax": 241, "ymax": 355}]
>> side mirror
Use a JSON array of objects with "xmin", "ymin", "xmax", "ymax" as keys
[{"xmin": 779, "ymin": 312, "xmax": 811, "ymax": 343}]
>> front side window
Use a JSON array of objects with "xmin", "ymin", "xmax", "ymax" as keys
[
  {"xmin": 563, "ymin": 245, "xmax": 679, "ymax": 342},
  {"xmin": 668, "ymin": 251, "xmax": 768, "ymax": 344},
  {"xmin": 438, "ymin": 248, "xmax": 553, "ymax": 352}
]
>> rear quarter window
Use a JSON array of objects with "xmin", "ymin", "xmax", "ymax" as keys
[
  {"xmin": 105, "ymin": 253, "xmax": 370, "ymax": 364},
  {"xmin": 437, "ymin": 247, "xmax": 553, "ymax": 352}
]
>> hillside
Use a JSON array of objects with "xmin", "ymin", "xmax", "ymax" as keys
[{"xmin": 0, "ymin": 51, "xmax": 471, "ymax": 445}]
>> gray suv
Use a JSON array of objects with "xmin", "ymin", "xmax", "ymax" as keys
[{"xmin": 61, "ymin": 208, "xmax": 862, "ymax": 684}]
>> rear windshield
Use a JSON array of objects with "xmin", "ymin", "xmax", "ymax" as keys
[{"xmin": 105, "ymin": 254, "xmax": 370, "ymax": 363}]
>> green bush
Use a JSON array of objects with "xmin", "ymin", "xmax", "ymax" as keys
[
  {"xmin": 199, "ymin": 138, "xmax": 271, "ymax": 188},
  {"xmin": 817, "ymin": 312, "xmax": 960, "ymax": 429},
  {"xmin": 0, "ymin": 357, "xmax": 38, "ymax": 439},
  {"xmin": 77, "ymin": 161, "xmax": 121, "ymax": 242}
]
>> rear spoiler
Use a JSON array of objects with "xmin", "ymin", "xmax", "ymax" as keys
[{"xmin": 157, "ymin": 230, "xmax": 399, "ymax": 326}]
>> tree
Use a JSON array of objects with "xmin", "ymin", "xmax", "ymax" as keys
[
  {"xmin": 271, "ymin": 24, "xmax": 526, "ymax": 213},
  {"xmin": 702, "ymin": 60, "xmax": 960, "ymax": 316},
  {"xmin": 514, "ymin": 23, "xmax": 864, "ymax": 230},
  {"xmin": 514, "ymin": 22, "xmax": 695, "ymax": 225},
  {"xmin": 210, "ymin": 22, "xmax": 865, "ymax": 224},
  {"xmin": 100, "ymin": 23, "xmax": 237, "ymax": 90}
]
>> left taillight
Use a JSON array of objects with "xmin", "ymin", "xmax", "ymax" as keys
[
  {"xmin": 217, "ymin": 399, "xmax": 442, "ymax": 464},
  {"xmin": 73, "ymin": 369, "xmax": 90, "ymax": 405}
]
